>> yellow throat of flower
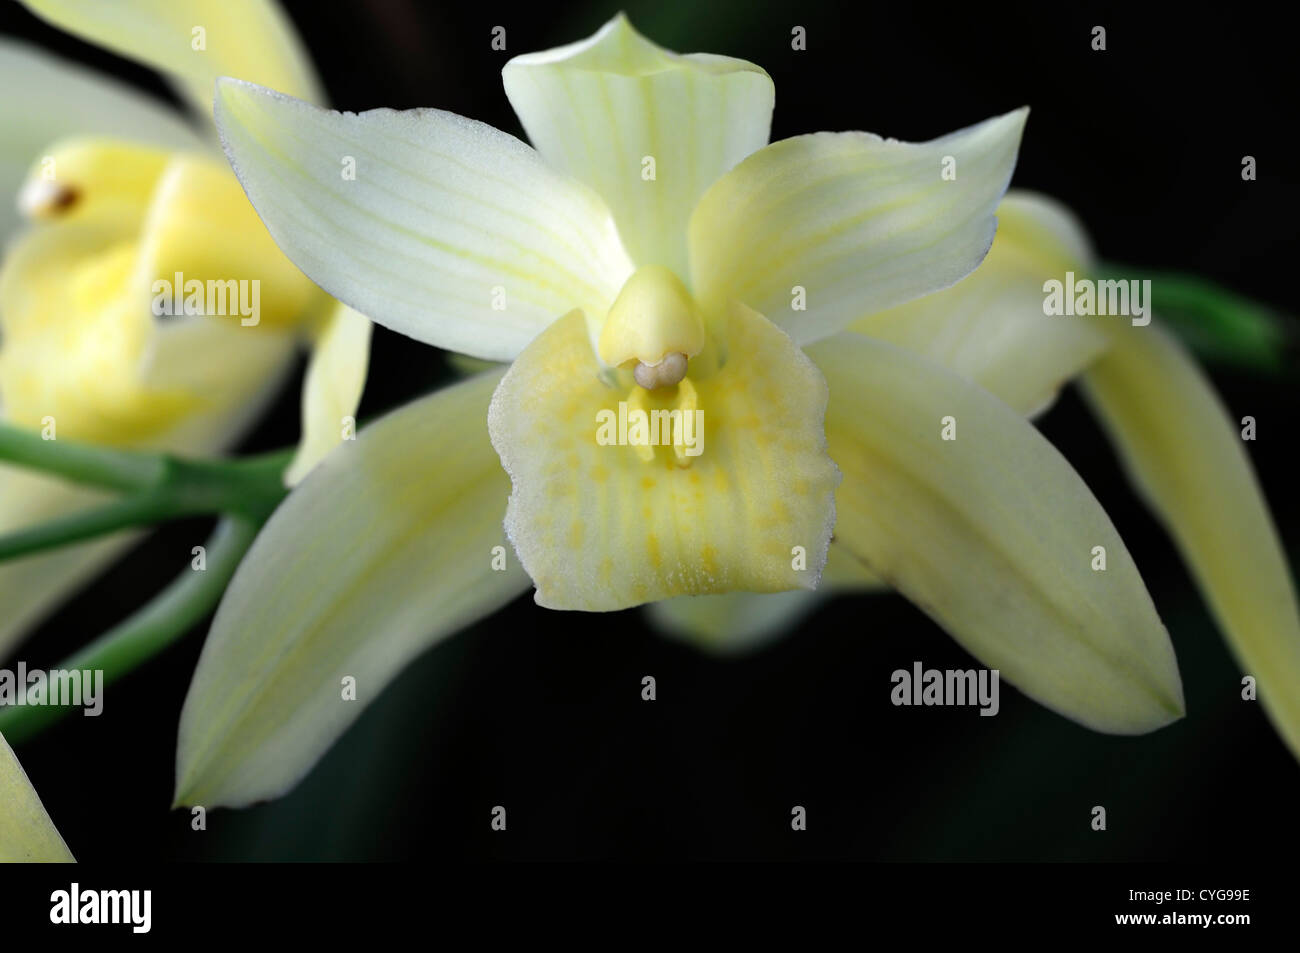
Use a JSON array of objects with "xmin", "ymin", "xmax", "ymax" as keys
[{"xmin": 595, "ymin": 265, "xmax": 709, "ymax": 466}]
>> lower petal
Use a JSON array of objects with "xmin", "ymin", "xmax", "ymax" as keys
[
  {"xmin": 489, "ymin": 305, "xmax": 840, "ymax": 611},
  {"xmin": 0, "ymin": 731, "xmax": 74, "ymax": 861},
  {"xmin": 809, "ymin": 332, "xmax": 1184, "ymax": 734},
  {"xmin": 284, "ymin": 302, "xmax": 372, "ymax": 486},
  {"xmin": 1081, "ymin": 322, "xmax": 1300, "ymax": 759},
  {"xmin": 175, "ymin": 369, "xmax": 528, "ymax": 808}
]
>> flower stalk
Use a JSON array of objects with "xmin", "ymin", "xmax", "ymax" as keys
[
  {"xmin": 0, "ymin": 422, "xmax": 292, "ymax": 563},
  {"xmin": 0, "ymin": 515, "xmax": 260, "ymax": 743}
]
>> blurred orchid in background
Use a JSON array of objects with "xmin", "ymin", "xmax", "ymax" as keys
[
  {"xmin": 0, "ymin": 0, "xmax": 371, "ymax": 660},
  {"xmin": 0, "ymin": 0, "xmax": 373, "ymax": 857}
]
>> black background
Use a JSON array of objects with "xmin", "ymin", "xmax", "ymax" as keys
[{"xmin": 0, "ymin": 0, "xmax": 1296, "ymax": 861}]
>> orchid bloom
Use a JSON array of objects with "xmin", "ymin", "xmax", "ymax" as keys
[
  {"xmin": 0, "ymin": 0, "xmax": 371, "ymax": 656},
  {"xmin": 162, "ymin": 15, "xmax": 1235, "ymax": 810}
]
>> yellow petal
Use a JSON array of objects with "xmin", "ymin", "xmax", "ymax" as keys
[
  {"xmin": 0, "ymin": 221, "xmax": 193, "ymax": 443},
  {"xmin": 0, "ymin": 37, "xmax": 203, "ymax": 238},
  {"xmin": 689, "ymin": 109, "xmax": 1028, "ymax": 345},
  {"xmin": 15, "ymin": 137, "xmax": 173, "ymax": 231},
  {"xmin": 488, "ymin": 306, "xmax": 840, "ymax": 611},
  {"xmin": 0, "ymin": 320, "xmax": 294, "ymax": 655},
  {"xmin": 175, "ymin": 369, "xmax": 527, "ymax": 807},
  {"xmin": 1081, "ymin": 322, "xmax": 1300, "ymax": 758},
  {"xmin": 284, "ymin": 302, "xmax": 373, "ymax": 486},
  {"xmin": 503, "ymin": 13, "xmax": 773, "ymax": 276},
  {"xmin": 810, "ymin": 332, "xmax": 1184, "ymax": 733},
  {"xmin": 19, "ymin": 0, "xmax": 321, "ymax": 118},
  {"xmin": 0, "ymin": 731, "xmax": 74, "ymax": 862},
  {"xmin": 136, "ymin": 316, "xmax": 297, "ymax": 455},
  {"xmin": 134, "ymin": 153, "xmax": 321, "ymax": 329},
  {"xmin": 852, "ymin": 191, "xmax": 1109, "ymax": 416}
]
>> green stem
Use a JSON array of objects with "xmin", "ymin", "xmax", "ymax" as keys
[
  {"xmin": 0, "ymin": 516, "xmax": 260, "ymax": 743},
  {"xmin": 0, "ymin": 423, "xmax": 165, "ymax": 492},
  {"xmin": 0, "ymin": 494, "xmax": 186, "ymax": 561},
  {"xmin": 0, "ymin": 434, "xmax": 294, "ymax": 563},
  {"xmin": 1094, "ymin": 263, "xmax": 1292, "ymax": 372}
]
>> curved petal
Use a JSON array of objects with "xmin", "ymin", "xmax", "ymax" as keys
[
  {"xmin": 1080, "ymin": 322, "xmax": 1300, "ymax": 758},
  {"xmin": 689, "ymin": 109, "xmax": 1028, "ymax": 345},
  {"xmin": 284, "ymin": 302, "xmax": 372, "ymax": 486},
  {"xmin": 138, "ymin": 316, "xmax": 297, "ymax": 456},
  {"xmin": 808, "ymin": 332, "xmax": 1184, "ymax": 734},
  {"xmin": 214, "ymin": 79, "xmax": 635, "ymax": 360},
  {"xmin": 0, "ymin": 732, "xmax": 74, "ymax": 862},
  {"xmin": 19, "ymin": 0, "xmax": 321, "ymax": 118},
  {"xmin": 0, "ymin": 221, "xmax": 191, "ymax": 443},
  {"xmin": 133, "ymin": 153, "xmax": 321, "ymax": 328},
  {"xmin": 0, "ymin": 38, "xmax": 201, "ymax": 239},
  {"xmin": 503, "ymin": 13, "xmax": 773, "ymax": 276},
  {"xmin": 852, "ymin": 191, "xmax": 1108, "ymax": 416},
  {"xmin": 489, "ymin": 305, "xmax": 840, "ymax": 611},
  {"xmin": 175, "ymin": 370, "xmax": 528, "ymax": 808}
]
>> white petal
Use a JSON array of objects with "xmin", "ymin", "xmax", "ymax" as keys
[
  {"xmin": 214, "ymin": 79, "xmax": 635, "ymax": 360},
  {"xmin": 1082, "ymin": 322, "xmax": 1300, "ymax": 758},
  {"xmin": 810, "ymin": 332, "xmax": 1184, "ymax": 733},
  {"xmin": 284, "ymin": 303, "xmax": 372, "ymax": 486},
  {"xmin": 690, "ymin": 109, "xmax": 1028, "ymax": 344},
  {"xmin": 175, "ymin": 370, "xmax": 528, "ymax": 807},
  {"xmin": 852, "ymin": 190, "xmax": 1108, "ymax": 416},
  {"xmin": 503, "ymin": 13, "xmax": 773, "ymax": 276}
]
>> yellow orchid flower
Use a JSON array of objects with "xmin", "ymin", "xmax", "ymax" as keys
[
  {"xmin": 0, "ymin": 0, "xmax": 371, "ymax": 657},
  {"xmin": 0, "ymin": 730, "xmax": 73, "ymax": 861},
  {"xmin": 171, "ymin": 16, "xmax": 1200, "ymax": 809}
]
